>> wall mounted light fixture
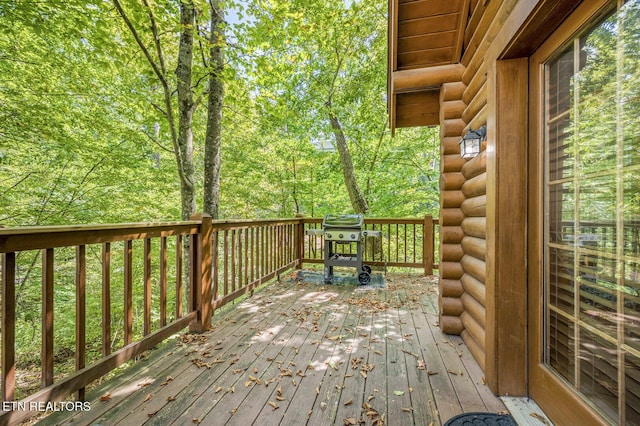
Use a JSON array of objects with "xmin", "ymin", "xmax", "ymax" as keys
[{"xmin": 459, "ymin": 125, "xmax": 487, "ymax": 159}]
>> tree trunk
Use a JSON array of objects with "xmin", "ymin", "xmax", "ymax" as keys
[
  {"xmin": 327, "ymin": 108, "xmax": 369, "ymax": 214},
  {"xmin": 203, "ymin": 0, "xmax": 224, "ymax": 220},
  {"xmin": 177, "ymin": 0, "xmax": 196, "ymax": 220}
]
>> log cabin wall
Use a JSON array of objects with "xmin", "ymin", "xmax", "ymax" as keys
[
  {"xmin": 389, "ymin": 0, "xmax": 604, "ymax": 412},
  {"xmin": 436, "ymin": 0, "xmax": 500, "ymax": 369},
  {"xmin": 438, "ymin": 82, "xmax": 466, "ymax": 336},
  {"xmin": 459, "ymin": 151, "xmax": 487, "ymax": 369}
]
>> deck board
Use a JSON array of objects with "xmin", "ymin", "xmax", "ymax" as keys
[{"xmin": 37, "ymin": 271, "xmax": 507, "ymax": 426}]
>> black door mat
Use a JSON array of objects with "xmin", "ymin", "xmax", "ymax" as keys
[
  {"xmin": 294, "ymin": 269, "xmax": 385, "ymax": 288},
  {"xmin": 444, "ymin": 412, "xmax": 518, "ymax": 426}
]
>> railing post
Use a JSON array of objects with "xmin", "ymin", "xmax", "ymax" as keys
[
  {"xmin": 295, "ymin": 214, "xmax": 304, "ymax": 269},
  {"xmin": 42, "ymin": 248, "xmax": 54, "ymax": 387},
  {"xmin": 2, "ymin": 253, "xmax": 16, "ymax": 402},
  {"xmin": 190, "ymin": 213, "xmax": 213, "ymax": 333},
  {"xmin": 423, "ymin": 215, "xmax": 434, "ymax": 276}
]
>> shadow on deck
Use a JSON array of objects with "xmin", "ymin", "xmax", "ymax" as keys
[{"xmin": 37, "ymin": 271, "xmax": 506, "ymax": 426}]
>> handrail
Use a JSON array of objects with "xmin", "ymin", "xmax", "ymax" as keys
[{"xmin": 0, "ymin": 215, "xmax": 438, "ymax": 424}]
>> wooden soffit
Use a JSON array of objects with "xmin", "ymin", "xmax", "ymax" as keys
[{"xmin": 388, "ymin": 0, "xmax": 470, "ymax": 133}]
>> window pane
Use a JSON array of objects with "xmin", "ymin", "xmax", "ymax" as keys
[
  {"xmin": 626, "ymin": 354, "xmax": 640, "ymax": 424},
  {"xmin": 548, "ymin": 309, "xmax": 575, "ymax": 384},
  {"xmin": 577, "ymin": 14, "xmax": 617, "ymax": 176},
  {"xmin": 549, "ymin": 247, "xmax": 575, "ymax": 315},
  {"xmin": 579, "ymin": 327, "xmax": 618, "ymax": 421},
  {"xmin": 548, "ymin": 182, "xmax": 574, "ymax": 244}
]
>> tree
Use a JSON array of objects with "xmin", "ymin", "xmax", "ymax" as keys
[
  {"xmin": 203, "ymin": 0, "xmax": 224, "ymax": 219},
  {"xmin": 112, "ymin": 0, "xmax": 197, "ymax": 220},
  {"xmin": 231, "ymin": 0, "xmax": 437, "ymax": 216}
]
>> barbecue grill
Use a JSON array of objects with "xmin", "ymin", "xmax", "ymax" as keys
[{"xmin": 306, "ymin": 214, "xmax": 381, "ymax": 285}]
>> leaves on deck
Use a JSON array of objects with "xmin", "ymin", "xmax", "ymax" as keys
[{"xmin": 85, "ymin": 275, "xmax": 483, "ymax": 424}]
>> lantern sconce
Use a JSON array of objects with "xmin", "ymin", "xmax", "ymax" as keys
[{"xmin": 459, "ymin": 125, "xmax": 487, "ymax": 159}]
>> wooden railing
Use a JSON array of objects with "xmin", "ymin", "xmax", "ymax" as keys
[
  {"xmin": 0, "ymin": 218, "xmax": 206, "ymax": 425},
  {"xmin": 301, "ymin": 216, "xmax": 438, "ymax": 275},
  {"xmin": 210, "ymin": 219, "xmax": 300, "ymax": 311},
  {"xmin": 0, "ymin": 215, "xmax": 435, "ymax": 423}
]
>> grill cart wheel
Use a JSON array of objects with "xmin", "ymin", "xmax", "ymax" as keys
[
  {"xmin": 362, "ymin": 265, "xmax": 372, "ymax": 274},
  {"xmin": 358, "ymin": 272, "xmax": 371, "ymax": 285}
]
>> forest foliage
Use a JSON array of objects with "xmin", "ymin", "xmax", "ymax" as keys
[
  {"xmin": 0, "ymin": 0, "xmax": 440, "ymax": 228},
  {"xmin": 0, "ymin": 0, "xmax": 439, "ymax": 393}
]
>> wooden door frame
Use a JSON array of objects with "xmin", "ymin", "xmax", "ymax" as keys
[{"xmin": 482, "ymin": 0, "xmax": 585, "ymax": 398}]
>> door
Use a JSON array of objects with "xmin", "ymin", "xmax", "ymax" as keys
[{"xmin": 528, "ymin": 1, "xmax": 640, "ymax": 424}]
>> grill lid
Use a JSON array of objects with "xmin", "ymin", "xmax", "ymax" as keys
[{"xmin": 322, "ymin": 214, "xmax": 363, "ymax": 229}]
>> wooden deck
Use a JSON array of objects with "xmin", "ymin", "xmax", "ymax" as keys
[{"xmin": 38, "ymin": 271, "xmax": 506, "ymax": 426}]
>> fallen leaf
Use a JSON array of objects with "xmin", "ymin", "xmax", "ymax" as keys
[
  {"xmin": 343, "ymin": 418, "xmax": 357, "ymax": 425},
  {"xmin": 167, "ymin": 396, "xmax": 176, "ymax": 401},
  {"xmin": 530, "ymin": 413, "xmax": 550, "ymax": 425},
  {"xmin": 100, "ymin": 393, "xmax": 112, "ymax": 402},
  {"xmin": 215, "ymin": 386, "xmax": 224, "ymax": 393},
  {"xmin": 393, "ymin": 390, "xmax": 405, "ymax": 396},
  {"xmin": 344, "ymin": 399, "xmax": 353, "ymax": 406},
  {"xmin": 192, "ymin": 418, "xmax": 201, "ymax": 424},
  {"xmin": 268, "ymin": 401, "xmax": 279, "ymax": 410},
  {"xmin": 144, "ymin": 393, "xmax": 152, "ymax": 402},
  {"xmin": 402, "ymin": 407, "xmax": 413, "ymax": 412}
]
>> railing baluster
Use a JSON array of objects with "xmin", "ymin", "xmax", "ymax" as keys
[
  {"xmin": 42, "ymin": 248, "xmax": 54, "ymax": 388},
  {"xmin": 245, "ymin": 228, "xmax": 249, "ymax": 287},
  {"xmin": 2, "ymin": 252, "xmax": 16, "ymax": 402},
  {"xmin": 160, "ymin": 237, "xmax": 167, "ymax": 327},
  {"xmin": 102, "ymin": 243, "xmax": 111, "ymax": 356},
  {"xmin": 124, "ymin": 240, "xmax": 133, "ymax": 346},
  {"xmin": 250, "ymin": 227, "xmax": 255, "ymax": 282},
  {"xmin": 144, "ymin": 238, "xmax": 152, "ymax": 336},
  {"xmin": 223, "ymin": 230, "xmax": 229, "ymax": 296},
  {"xmin": 232, "ymin": 229, "xmax": 237, "ymax": 292},
  {"xmin": 238, "ymin": 228, "xmax": 243, "ymax": 290},
  {"xmin": 176, "ymin": 235, "xmax": 183, "ymax": 318},
  {"xmin": 189, "ymin": 232, "xmax": 199, "ymax": 328},
  {"xmin": 76, "ymin": 245, "xmax": 86, "ymax": 401},
  {"xmin": 213, "ymin": 230, "xmax": 219, "ymax": 301}
]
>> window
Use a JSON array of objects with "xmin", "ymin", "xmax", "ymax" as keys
[{"xmin": 544, "ymin": 1, "xmax": 640, "ymax": 424}]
